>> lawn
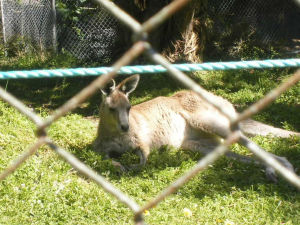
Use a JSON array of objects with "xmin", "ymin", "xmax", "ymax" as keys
[{"xmin": 0, "ymin": 54, "xmax": 299, "ymax": 224}]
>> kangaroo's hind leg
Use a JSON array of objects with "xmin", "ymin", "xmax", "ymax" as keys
[
  {"xmin": 238, "ymin": 135, "xmax": 294, "ymax": 182},
  {"xmin": 181, "ymin": 138, "xmax": 258, "ymax": 165},
  {"xmin": 184, "ymin": 113, "xmax": 294, "ymax": 182},
  {"xmin": 181, "ymin": 138, "xmax": 285, "ymax": 183}
]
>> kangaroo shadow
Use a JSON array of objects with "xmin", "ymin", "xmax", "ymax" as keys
[{"xmin": 146, "ymin": 146, "xmax": 299, "ymax": 202}]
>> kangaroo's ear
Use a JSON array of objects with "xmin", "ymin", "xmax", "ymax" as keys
[
  {"xmin": 101, "ymin": 79, "xmax": 116, "ymax": 95},
  {"xmin": 117, "ymin": 74, "xmax": 140, "ymax": 96}
]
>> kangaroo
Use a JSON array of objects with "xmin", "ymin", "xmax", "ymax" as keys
[{"xmin": 93, "ymin": 74, "xmax": 299, "ymax": 181}]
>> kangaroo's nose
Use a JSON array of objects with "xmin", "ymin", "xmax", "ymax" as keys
[{"xmin": 121, "ymin": 124, "xmax": 129, "ymax": 132}]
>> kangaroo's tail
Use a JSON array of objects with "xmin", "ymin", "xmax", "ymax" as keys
[{"xmin": 240, "ymin": 119, "xmax": 300, "ymax": 138}]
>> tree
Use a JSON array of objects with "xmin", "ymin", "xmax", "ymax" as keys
[{"xmin": 113, "ymin": 0, "xmax": 208, "ymax": 63}]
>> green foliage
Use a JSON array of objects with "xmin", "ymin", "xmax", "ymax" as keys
[
  {"xmin": 0, "ymin": 35, "xmax": 5, "ymax": 58},
  {"xmin": 56, "ymin": 0, "xmax": 92, "ymax": 22},
  {"xmin": 0, "ymin": 51, "xmax": 79, "ymax": 71},
  {"xmin": 56, "ymin": 0, "xmax": 100, "ymax": 31}
]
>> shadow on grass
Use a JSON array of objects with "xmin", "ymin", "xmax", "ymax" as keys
[
  {"xmin": 68, "ymin": 137, "xmax": 300, "ymax": 202},
  {"xmin": 0, "ymin": 77, "xmax": 101, "ymax": 116},
  {"xmin": 0, "ymin": 69, "xmax": 298, "ymax": 130},
  {"xmin": 0, "ymin": 73, "xmax": 181, "ymax": 117},
  {"xmin": 252, "ymin": 102, "xmax": 300, "ymax": 131}
]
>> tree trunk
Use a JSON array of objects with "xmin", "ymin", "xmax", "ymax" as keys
[{"xmin": 113, "ymin": 0, "xmax": 207, "ymax": 63}]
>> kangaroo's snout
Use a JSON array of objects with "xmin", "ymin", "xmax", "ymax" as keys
[
  {"xmin": 121, "ymin": 124, "xmax": 129, "ymax": 132},
  {"xmin": 118, "ymin": 109, "xmax": 130, "ymax": 132}
]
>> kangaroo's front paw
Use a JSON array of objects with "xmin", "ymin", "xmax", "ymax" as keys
[
  {"xmin": 265, "ymin": 167, "xmax": 278, "ymax": 183},
  {"xmin": 111, "ymin": 160, "xmax": 127, "ymax": 173}
]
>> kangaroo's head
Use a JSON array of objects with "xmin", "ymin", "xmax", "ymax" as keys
[{"xmin": 100, "ymin": 74, "xmax": 140, "ymax": 133}]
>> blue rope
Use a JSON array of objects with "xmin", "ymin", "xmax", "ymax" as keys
[{"xmin": 0, "ymin": 58, "xmax": 299, "ymax": 79}]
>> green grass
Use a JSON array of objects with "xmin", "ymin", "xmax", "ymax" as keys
[{"xmin": 0, "ymin": 58, "xmax": 300, "ymax": 224}]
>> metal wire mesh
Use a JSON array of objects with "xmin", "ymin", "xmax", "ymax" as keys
[
  {"xmin": 1, "ymin": 0, "xmax": 299, "ymax": 61},
  {"xmin": 211, "ymin": 0, "xmax": 300, "ymax": 44},
  {"xmin": 0, "ymin": 0, "xmax": 300, "ymax": 224},
  {"xmin": 0, "ymin": 0, "xmax": 55, "ymax": 50},
  {"xmin": 57, "ymin": 0, "xmax": 118, "ymax": 61}
]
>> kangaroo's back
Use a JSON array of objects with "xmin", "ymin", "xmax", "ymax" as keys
[
  {"xmin": 129, "ymin": 94, "xmax": 188, "ymax": 149},
  {"xmin": 117, "ymin": 90, "xmax": 237, "ymax": 152},
  {"xmin": 131, "ymin": 90, "xmax": 235, "ymax": 119}
]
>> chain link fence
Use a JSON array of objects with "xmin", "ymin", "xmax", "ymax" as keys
[
  {"xmin": 1, "ymin": 0, "xmax": 299, "ymax": 62},
  {"xmin": 207, "ymin": 0, "xmax": 300, "ymax": 60},
  {"xmin": 0, "ymin": 0, "xmax": 56, "ymax": 52},
  {"xmin": 213, "ymin": 0, "xmax": 300, "ymax": 43},
  {"xmin": 56, "ymin": 0, "xmax": 118, "ymax": 62},
  {"xmin": 0, "ymin": 0, "xmax": 300, "ymax": 224}
]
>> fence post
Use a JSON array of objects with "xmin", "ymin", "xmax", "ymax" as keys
[
  {"xmin": 0, "ymin": 0, "xmax": 7, "ymax": 56},
  {"xmin": 51, "ymin": 0, "xmax": 57, "ymax": 53}
]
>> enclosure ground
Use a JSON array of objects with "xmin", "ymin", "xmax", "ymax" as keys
[{"xmin": 0, "ymin": 68, "xmax": 299, "ymax": 224}]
